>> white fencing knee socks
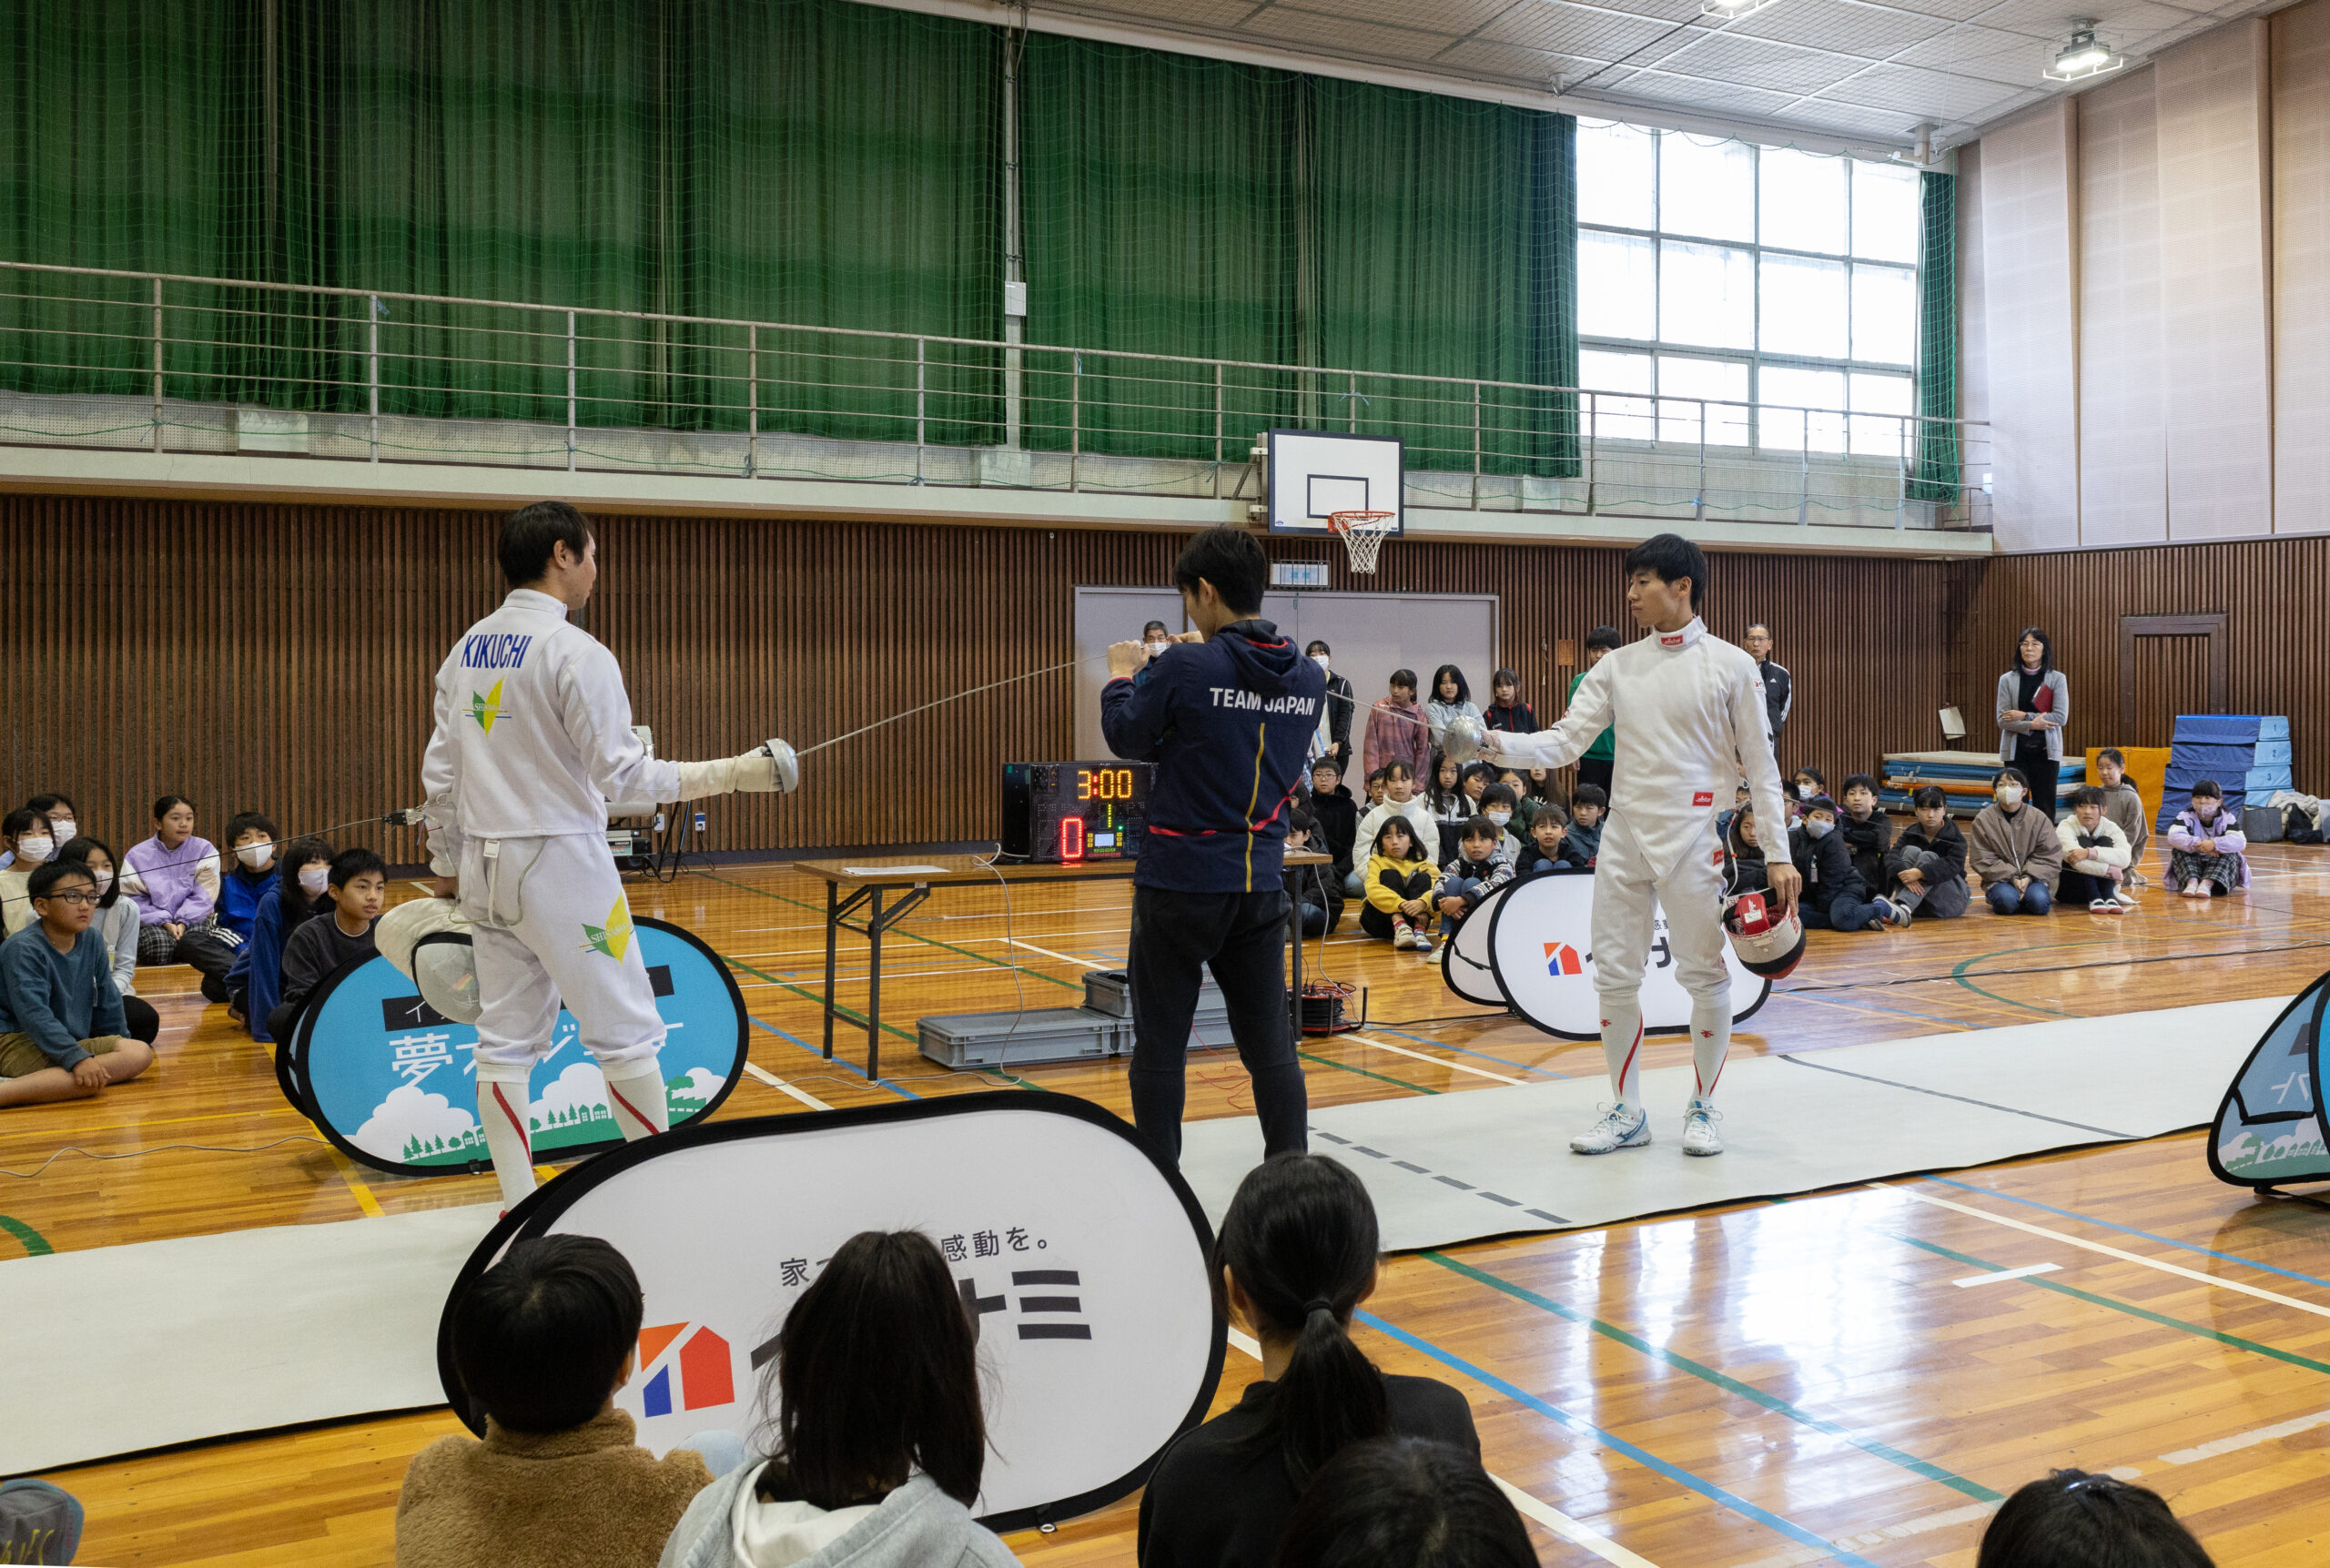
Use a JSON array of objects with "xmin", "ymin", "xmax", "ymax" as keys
[
  {"xmin": 475, "ymin": 1065, "xmax": 538, "ymax": 1208},
  {"xmin": 602, "ymin": 1060, "xmax": 670, "ymax": 1142},
  {"xmin": 1598, "ymin": 998, "xmax": 1646, "ymax": 1110},
  {"xmin": 1689, "ymin": 998, "xmax": 1730, "ymax": 1103}
]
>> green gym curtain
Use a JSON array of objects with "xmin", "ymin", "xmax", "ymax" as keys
[
  {"xmin": 1018, "ymin": 36, "xmax": 1302, "ymax": 461},
  {"xmin": 1909, "ymin": 170, "xmax": 1959, "ymax": 504}
]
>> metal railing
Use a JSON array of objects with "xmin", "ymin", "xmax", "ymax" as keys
[{"xmin": 0, "ymin": 260, "xmax": 1991, "ymax": 529}]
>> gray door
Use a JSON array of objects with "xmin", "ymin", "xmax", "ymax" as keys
[{"xmin": 1072, "ymin": 587, "xmax": 1186, "ymax": 761}]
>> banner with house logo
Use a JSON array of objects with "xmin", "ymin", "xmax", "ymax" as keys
[
  {"xmin": 1484, "ymin": 870, "xmax": 1768, "ymax": 1039},
  {"xmin": 2208, "ymin": 972, "xmax": 2330, "ymax": 1189},
  {"xmin": 283, "ymin": 917, "xmax": 747, "ymax": 1177},
  {"xmin": 438, "ymin": 1094, "xmax": 1225, "ymax": 1532}
]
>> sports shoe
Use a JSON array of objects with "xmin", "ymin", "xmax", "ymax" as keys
[
  {"xmin": 1412, "ymin": 929, "xmax": 1436, "ymax": 955},
  {"xmin": 1681, "ymin": 1098, "xmax": 1725, "ymax": 1157},
  {"xmin": 1571, "ymin": 1103, "xmax": 1651, "ymax": 1155},
  {"xmin": 1873, "ymin": 897, "xmax": 1907, "ymax": 927},
  {"xmin": 2114, "ymin": 887, "xmax": 2139, "ymax": 908},
  {"xmin": 2090, "ymin": 897, "xmax": 2122, "ymax": 915},
  {"xmin": 1393, "ymin": 918, "xmax": 1416, "ymax": 949}
]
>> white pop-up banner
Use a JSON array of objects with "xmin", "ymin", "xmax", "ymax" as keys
[
  {"xmin": 438, "ymin": 1094, "xmax": 1224, "ymax": 1531},
  {"xmin": 1485, "ymin": 871, "xmax": 1768, "ymax": 1040}
]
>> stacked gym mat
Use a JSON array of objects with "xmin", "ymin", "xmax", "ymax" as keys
[
  {"xmin": 2163, "ymin": 715, "xmax": 2290, "ymax": 829},
  {"xmin": 1879, "ymin": 751, "xmax": 2086, "ymax": 818}
]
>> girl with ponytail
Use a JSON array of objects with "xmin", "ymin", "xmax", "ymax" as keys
[{"xmin": 1137, "ymin": 1155, "xmax": 1478, "ymax": 1568}]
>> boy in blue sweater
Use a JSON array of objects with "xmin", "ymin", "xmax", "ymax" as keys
[
  {"xmin": 1102, "ymin": 526, "xmax": 1323, "ymax": 1163},
  {"xmin": 0, "ymin": 861, "xmax": 157, "ymax": 1107}
]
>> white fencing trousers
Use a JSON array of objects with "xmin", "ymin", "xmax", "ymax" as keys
[
  {"xmin": 460, "ymin": 833, "xmax": 668, "ymax": 1079},
  {"xmin": 1589, "ymin": 811, "xmax": 1734, "ymax": 1108}
]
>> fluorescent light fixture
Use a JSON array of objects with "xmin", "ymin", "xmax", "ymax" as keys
[
  {"xmin": 2044, "ymin": 23, "xmax": 2123, "ymax": 82},
  {"xmin": 1700, "ymin": 0, "xmax": 1780, "ymax": 16}
]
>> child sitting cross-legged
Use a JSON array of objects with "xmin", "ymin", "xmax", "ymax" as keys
[
  {"xmin": 1476, "ymin": 783, "xmax": 1528, "ymax": 864},
  {"xmin": 2057, "ymin": 785, "xmax": 2137, "ymax": 914},
  {"xmin": 1433, "ymin": 817, "xmax": 1514, "ymax": 940},
  {"xmin": 2093, "ymin": 748, "xmax": 2151, "ymax": 886},
  {"xmin": 1837, "ymin": 774, "xmax": 1892, "ymax": 894},
  {"xmin": 2167, "ymin": 780, "xmax": 2248, "ymax": 899},
  {"xmin": 1879, "ymin": 785, "xmax": 1970, "ymax": 923},
  {"xmin": 267, "ymin": 848, "xmax": 388, "ymax": 1043},
  {"xmin": 1566, "ymin": 784, "xmax": 1607, "ymax": 867},
  {"xmin": 1519, "ymin": 803, "xmax": 1586, "ymax": 875},
  {"xmin": 1360, "ymin": 818, "xmax": 1438, "ymax": 954},
  {"xmin": 0, "ymin": 860, "xmax": 158, "ymax": 1108},
  {"xmin": 1283, "ymin": 810, "xmax": 1346, "ymax": 937},
  {"xmin": 1791, "ymin": 796, "xmax": 1889, "ymax": 933},
  {"xmin": 396, "ymin": 1235, "xmax": 728, "ymax": 1568}
]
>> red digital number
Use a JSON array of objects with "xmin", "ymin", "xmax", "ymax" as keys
[{"xmin": 1059, "ymin": 815, "xmax": 1086, "ymax": 863}]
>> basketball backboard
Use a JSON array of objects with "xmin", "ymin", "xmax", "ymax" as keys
[{"xmin": 1265, "ymin": 430, "xmax": 1403, "ymax": 535}]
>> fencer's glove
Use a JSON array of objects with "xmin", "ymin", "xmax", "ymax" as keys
[{"xmin": 674, "ymin": 739, "xmax": 801, "ymax": 799}]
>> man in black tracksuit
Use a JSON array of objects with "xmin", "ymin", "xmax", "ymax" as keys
[
  {"xmin": 1102, "ymin": 527, "xmax": 1323, "ymax": 1163},
  {"xmin": 1746, "ymin": 622, "xmax": 1790, "ymax": 757}
]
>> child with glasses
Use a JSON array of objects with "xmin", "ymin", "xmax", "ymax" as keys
[{"xmin": 0, "ymin": 861, "xmax": 156, "ymax": 1107}]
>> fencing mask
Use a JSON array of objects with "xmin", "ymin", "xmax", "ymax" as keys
[{"xmin": 375, "ymin": 897, "xmax": 482, "ymax": 1025}]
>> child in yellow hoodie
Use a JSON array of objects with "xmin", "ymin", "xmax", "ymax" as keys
[{"xmin": 1359, "ymin": 816, "xmax": 1439, "ymax": 954}]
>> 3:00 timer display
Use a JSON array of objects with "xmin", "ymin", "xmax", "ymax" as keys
[{"xmin": 1076, "ymin": 768, "xmax": 1138, "ymax": 802}]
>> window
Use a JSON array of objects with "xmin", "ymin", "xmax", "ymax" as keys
[{"xmin": 1575, "ymin": 124, "xmax": 1923, "ymax": 457}]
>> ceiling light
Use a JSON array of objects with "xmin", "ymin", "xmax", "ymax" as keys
[
  {"xmin": 1700, "ymin": 0, "xmax": 1780, "ymax": 18},
  {"xmin": 2044, "ymin": 22, "xmax": 2123, "ymax": 82}
]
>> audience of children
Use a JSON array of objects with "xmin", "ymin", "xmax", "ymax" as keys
[
  {"xmin": 1283, "ymin": 811, "xmax": 1346, "ymax": 937},
  {"xmin": 1352, "ymin": 764, "xmax": 1437, "ymax": 895},
  {"xmin": 267, "ymin": 848, "xmax": 387, "ymax": 1043},
  {"xmin": 1483, "ymin": 668, "xmax": 1537, "ymax": 734},
  {"xmin": 1969, "ymin": 767, "xmax": 2063, "ymax": 916},
  {"xmin": 1423, "ymin": 665, "xmax": 1480, "ymax": 752},
  {"xmin": 1360, "ymin": 819, "xmax": 1439, "ymax": 955},
  {"xmin": 1363, "ymin": 670, "xmax": 1431, "ymax": 785},
  {"xmin": 1139, "ymin": 1154, "xmax": 1478, "ymax": 1568},
  {"xmin": 1790, "ymin": 797, "xmax": 1889, "ymax": 933},
  {"xmin": 2094, "ymin": 748, "xmax": 2150, "ymax": 885},
  {"xmin": 121, "ymin": 794, "xmax": 239, "ymax": 1003},
  {"xmin": 1433, "ymin": 818, "xmax": 1515, "ymax": 938},
  {"xmin": 1880, "ymin": 786, "xmax": 1970, "ymax": 923},
  {"xmin": 1565, "ymin": 786, "xmax": 1606, "ymax": 866},
  {"xmin": 226, "ymin": 837, "xmax": 336, "ymax": 1040},
  {"xmin": 2057, "ymin": 786, "xmax": 2138, "ymax": 913},
  {"xmin": 2167, "ymin": 781, "xmax": 2249, "ymax": 899},
  {"xmin": 1836, "ymin": 775, "xmax": 1891, "ymax": 892},
  {"xmin": 0, "ymin": 860, "xmax": 157, "ymax": 1108},
  {"xmin": 1519, "ymin": 803, "xmax": 1586, "ymax": 875},
  {"xmin": 55, "ymin": 837, "xmax": 162, "ymax": 1045}
]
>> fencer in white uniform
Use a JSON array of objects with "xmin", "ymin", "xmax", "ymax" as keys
[
  {"xmin": 420, "ymin": 502, "xmax": 798, "ymax": 1206},
  {"xmin": 1482, "ymin": 535, "xmax": 1796, "ymax": 1157}
]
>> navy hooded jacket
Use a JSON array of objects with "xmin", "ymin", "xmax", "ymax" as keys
[{"xmin": 1101, "ymin": 619, "xmax": 1325, "ymax": 894}]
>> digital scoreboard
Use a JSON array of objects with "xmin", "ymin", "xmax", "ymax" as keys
[{"xmin": 1000, "ymin": 761, "xmax": 1153, "ymax": 864}]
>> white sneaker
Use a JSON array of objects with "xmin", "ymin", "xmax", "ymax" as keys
[
  {"xmin": 1681, "ymin": 1098, "xmax": 1725, "ymax": 1157},
  {"xmin": 1413, "ymin": 929, "xmax": 1436, "ymax": 955},
  {"xmin": 1571, "ymin": 1103, "xmax": 1651, "ymax": 1155},
  {"xmin": 2115, "ymin": 888, "xmax": 2139, "ymax": 908},
  {"xmin": 1393, "ymin": 919, "xmax": 1416, "ymax": 949},
  {"xmin": 2090, "ymin": 897, "xmax": 2123, "ymax": 915}
]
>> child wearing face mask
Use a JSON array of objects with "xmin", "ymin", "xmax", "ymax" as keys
[
  {"xmin": 56, "ymin": 835, "xmax": 163, "ymax": 1045},
  {"xmin": 218, "ymin": 811, "xmax": 281, "ymax": 946},
  {"xmin": 19, "ymin": 793, "xmax": 79, "ymax": 867},
  {"xmin": 1968, "ymin": 767, "xmax": 2062, "ymax": 916},
  {"xmin": 1788, "ymin": 767, "xmax": 1828, "ymax": 823},
  {"xmin": 1879, "ymin": 785, "xmax": 1970, "ymax": 923},
  {"xmin": 1306, "ymin": 641, "xmax": 1355, "ymax": 768},
  {"xmin": 1791, "ymin": 798, "xmax": 1888, "ymax": 933},
  {"xmin": 0, "ymin": 809, "xmax": 59, "ymax": 936},
  {"xmin": 224, "ymin": 838, "xmax": 335, "ymax": 1042},
  {"xmin": 1478, "ymin": 784, "xmax": 1529, "ymax": 865}
]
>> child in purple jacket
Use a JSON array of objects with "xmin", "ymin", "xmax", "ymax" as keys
[
  {"xmin": 121, "ymin": 794, "xmax": 238, "ymax": 1001},
  {"xmin": 2167, "ymin": 779, "xmax": 2248, "ymax": 898}
]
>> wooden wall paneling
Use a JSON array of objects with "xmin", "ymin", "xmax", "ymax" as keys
[{"xmin": 9, "ymin": 493, "xmax": 1959, "ymax": 855}]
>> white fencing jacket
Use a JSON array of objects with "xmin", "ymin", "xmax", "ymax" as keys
[
  {"xmin": 1489, "ymin": 618, "xmax": 1788, "ymax": 880},
  {"xmin": 420, "ymin": 589, "xmax": 680, "ymax": 871}
]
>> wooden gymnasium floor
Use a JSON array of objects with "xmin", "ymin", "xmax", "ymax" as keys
[{"xmin": 9, "ymin": 842, "xmax": 2330, "ymax": 1568}]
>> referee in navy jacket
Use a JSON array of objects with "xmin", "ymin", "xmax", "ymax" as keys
[{"xmin": 1102, "ymin": 527, "xmax": 1323, "ymax": 1164}]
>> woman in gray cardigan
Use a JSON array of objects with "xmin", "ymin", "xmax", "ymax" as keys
[{"xmin": 1996, "ymin": 628, "xmax": 2070, "ymax": 824}]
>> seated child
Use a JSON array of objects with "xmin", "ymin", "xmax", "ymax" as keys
[
  {"xmin": 56, "ymin": 835, "xmax": 162, "ymax": 1045},
  {"xmin": 1355, "ymin": 763, "xmax": 1437, "ymax": 882},
  {"xmin": 226, "ymin": 837, "xmax": 334, "ymax": 1040},
  {"xmin": 0, "ymin": 861, "xmax": 157, "ymax": 1108},
  {"xmin": 1789, "ymin": 767, "xmax": 1828, "ymax": 823},
  {"xmin": 2057, "ymin": 786, "xmax": 2137, "ymax": 913},
  {"xmin": 2167, "ymin": 781, "xmax": 2248, "ymax": 898},
  {"xmin": 1305, "ymin": 756, "xmax": 1359, "ymax": 889},
  {"xmin": 2094, "ymin": 748, "xmax": 2151, "ymax": 885},
  {"xmin": 1433, "ymin": 818, "xmax": 1514, "ymax": 938},
  {"xmin": 1519, "ymin": 803, "xmax": 1586, "ymax": 876},
  {"xmin": 1477, "ymin": 783, "xmax": 1529, "ymax": 862},
  {"xmin": 1837, "ymin": 774, "xmax": 1891, "ymax": 892},
  {"xmin": 1880, "ymin": 785, "xmax": 1970, "ymax": 923},
  {"xmin": 1492, "ymin": 767, "xmax": 1534, "ymax": 831},
  {"xmin": 1968, "ymin": 767, "xmax": 2062, "ymax": 917},
  {"xmin": 660, "ymin": 1229, "xmax": 1022, "ymax": 1568},
  {"xmin": 1274, "ymin": 1438, "xmax": 1534, "ymax": 1568},
  {"xmin": 1524, "ymin": 764, "xmax": 1558, "ymax": 812},
  {"xmin": 397, "ymin": 1235, "xmax": 721, "ymax": 1568},
  {"xmin": 1363, "ymin": 768, "xmax": 1388, "ymax": 809},
  {"xmin": 1720, "ymin": 806, "xmax": 1769, "ymax": 905},
  {"xmin": 1483, "ymin": 668, "xmax": 1538, "ymax": 733},
  {"xmin": 218, "ymin": 811, "xmax": 280, "ymax": 945},
  {"xmin": 1566, "ymin": 785, "xmax": 1607, "ymax": 866},
  {"xmin": 1790, "ymin": 796, "xmax": 1887, "ymax": 932},
  {"xmin": 1974, "ymin": 1468, "xmax": 2214, "ymax": 1568},
  {"xmin": 0, "ymin": 807, "xmax": 56, "ymax": 936},
  {"xmin": 1360, "ymin": 819, "xmax": 1438, "ymax": 954},
  {"xmin": 1346, "ymin": 768, "xmax": 1392, "ymax": 893},
  {"xmin": 1714, "ymin": 781, "xmax": 1751, "ymax": 846},
  {"xmin": 267, "ymin": 848, "xmax": 387, "ymax": 1042},
  {"xmin": 1283, "ymin": 811, "xmax": 1345, "ymax": 937}
]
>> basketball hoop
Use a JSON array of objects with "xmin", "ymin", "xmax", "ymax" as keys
[{"xmin": 1327, "ymin": 511, "xmax": 1396, "ymax": 575}]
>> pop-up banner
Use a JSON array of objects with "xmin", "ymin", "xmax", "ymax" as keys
[
  {"xmin": 1485, "ymin": 871, "xmax": 1768, "ymax": 1040},
  {"xmin": 2208, "ymin": 972, "xmax": 2330, "ymax": 1189},
  {"xmin": 281, "ymin": 917, "xmax": 747, "ymax": 1177},
  {"xmin": 438, "ymin": 1094, "xmax": 1226, "ymax": 1532},
  {"xmin": 1441, "ymin": 880, "xmax": 1517, "ymax": 1008}
]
